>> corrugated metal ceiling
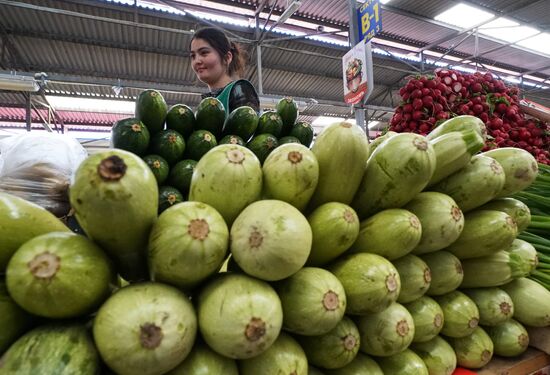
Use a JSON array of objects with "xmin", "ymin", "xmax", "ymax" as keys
[{"xmin": 0, "ymin": 0, "xmax": 549, "ymax": 129}]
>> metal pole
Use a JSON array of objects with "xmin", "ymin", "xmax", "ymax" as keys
[
  {"xmin": 347, "ymin": 0, "xmax": 365, "ymax": 131},
  {"xmin": 25, "ymin": 93, "xmax": 31, "ymax": 132},
  {"xmin": 255, "ymin": 12, "xmax": 264, "ymax": 95}
]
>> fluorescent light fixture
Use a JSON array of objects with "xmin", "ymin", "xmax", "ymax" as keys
[
  {"xmin": 517, "ymin": 32, "xmax": 550, "ymax": 56},
  {"xmin": 0, "ymin": 74, "xmax": 39, "ymax": 92},
  {"xmin": 434, "ymin": 3, "xmax": 494, "ymax": 29},
  {"xmin": 380, "ymin": 0, "xmax": 392, "ymax": 4},
  {"xmin": 45, "ymin": 96, "xmax": 135, "ymax": 114},
  {"xmin": 479, "ymin": 18, "xmax": 539, "ymax": 43},
  {"xmin": 278, "ymin": 0, "xmax": 302, "ymax": 25}
]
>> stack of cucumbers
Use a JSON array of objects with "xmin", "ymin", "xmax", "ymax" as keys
[
  {"xmin": 2, "ymin": 100, "xmax": 550, "ymax": 374},
  {"xmin": 111, "ymin": 90, "xmax": 314, "ymax": 214}
]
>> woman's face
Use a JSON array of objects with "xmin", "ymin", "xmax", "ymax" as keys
[{"xmin": 190, "ymin": 38, "xmax": 231, "ymax": 87}]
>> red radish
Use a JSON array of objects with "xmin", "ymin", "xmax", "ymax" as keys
[
  {"xmin": 412, "ymin": 110, "xmax": 424, "ymax": 121},
  {"xmin": 422, "ymin": 96, "xmax": 434, "ymax": 107}
]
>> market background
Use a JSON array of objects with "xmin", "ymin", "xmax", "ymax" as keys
[{"xmin": 0, "ymin": 0, "xmax": 549, "ymax": 151}]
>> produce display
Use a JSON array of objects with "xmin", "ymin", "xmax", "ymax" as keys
[
  {"xmin": 2, "ymin": 84, "xmax": 550, "ymax": 375},
  {"xmin": 389, "ymin": 69, "xmax": 549, "ymax": 164},
  {"xmin": 114, "ymin": 91, "xmax": 314, "ymax": 215}
]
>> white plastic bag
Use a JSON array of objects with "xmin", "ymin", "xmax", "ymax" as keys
[{"xmin": 0, "ymin": 132, "xmax": 88, "ymax": 216}]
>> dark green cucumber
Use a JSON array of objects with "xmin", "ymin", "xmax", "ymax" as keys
[
  {"xmin": 135, "ymin": 89, "xmax": 167, "ymax": 134},
  {"xmin": 278, "ymin": 136, "xmax": 301, "ymax": 145},
  {"xmin": 223, "ymin": 106, "xmax": 259, "ymax": 142},
  {"xmin": 195, "ymin": 97, "xmax": 225, "ymax": 138},
  {"xmin": 159, "ymin": 186, "xmax": 184, "ymax": 213},
  {"xmin": 149, "ymin": 129, "xmax": 185, "ymax": 165},
  {"xmin": 289, "ymin": 121, "xmax": 314, "ymax": 147},
  {"xmin": 276, "ymin": 97, "xmax": 299, "ymax": 135},
  {"xmin": 257, "ymin": 111, "xmax": 284, "ymax": 138},
  {"xmin": 142, "ymin": 154, "xmax": 169, "ymax": 185},
  {"xmin": 185, "ymin": 130, "xmax": 217, "ymax": 161},
  {"xmin": 247, "ymin": 133, "xmax": 278, "ymax": 164},
  {"xmin": 111, "ymin": 118, "xmax": 150, "ymax": 156},
  {"xmin": 167, "ymin": 159, "xmax": 197, "ymax": 195},
  {"xmin": 219, "ymin": 135, "xmax": 245, "ymax": 146},
  {"xmin": 166, "ymin": 104, "xmax": 195, "ymax": 139}
]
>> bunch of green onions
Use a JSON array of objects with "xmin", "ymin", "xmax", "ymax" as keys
[{"xmin": 515, "ymin": 163, "xmax": 550, "ymax": 289}]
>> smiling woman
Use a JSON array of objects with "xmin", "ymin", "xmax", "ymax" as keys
[{"xmin": 190, "ymin": 27, "xmax": 260, "ymax": 114}]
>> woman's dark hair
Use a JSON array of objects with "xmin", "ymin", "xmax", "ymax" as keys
[{"xmin": 191, "ymin": 27, "xmax": 247, "ymax": 77}]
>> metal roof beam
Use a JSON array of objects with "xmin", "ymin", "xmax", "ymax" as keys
[
  {"xmin": 0, "ymin": 0, "xmax": 195, "ymax": 37},
  {"xmin": 4, "ymin": 28, "xmax": 192, "ymax": 58}
]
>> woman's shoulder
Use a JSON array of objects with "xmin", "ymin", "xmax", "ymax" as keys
[{"xmin": 229, "ymin": 79, "xmax": 260, "ymax": 112}]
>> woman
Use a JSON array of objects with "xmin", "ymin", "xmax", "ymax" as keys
[{"xmin": 190, "ymin": 27, "xmax": 260, "ymax": 114}]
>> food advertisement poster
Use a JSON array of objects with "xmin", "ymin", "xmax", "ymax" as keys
[{"xmin": 343, "ymin": 41, "xmax": 368, "ymax": 105}]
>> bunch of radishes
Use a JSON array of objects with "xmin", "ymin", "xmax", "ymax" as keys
[{"xmin": 389, "ymin": 69, "xmax": 549, "ymax": 164}]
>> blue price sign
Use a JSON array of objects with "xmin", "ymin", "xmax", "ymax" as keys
[{"xmin": 357, "ymin": 0, "xmax": 382, "ymax": 43}]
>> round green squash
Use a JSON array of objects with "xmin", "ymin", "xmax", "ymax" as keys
[
  {"xmin": 435, "ymin": 290, "xmax": 480, "ymax": 338},
  {"xmin": 306, "ymin": 202, "xmax": 359, "ymax": 266},
  {"xmin": 405, "ymin": 192, "xmax": 464, "ymax": 254},
  {"xmin": 352, "ymin": 133, "xmax": 436, "ymax": 218},
  {"xmin": 485, "ymin": 318, "xmax": 529, "ymax": 357},
  {"xmin": 289, "ymin": 121, "xmax": 314, "ymax": 147},
  {"xmin": 239, "ymin": 333, "xmax": 307, "ymax": 375},
  {"xmin": 189, "ymin": 144, "xmax": 262, "ymax": 226},
  {"xmin": 350, "ymin": 208, "xmax": 422, "ymax": 260},
  {"xmin": 158, "ymin": 186, "xmax": 184, "ymax": 214},
  {"xmin": 309, "ymin": 122, "xmax": 369, "ymax": 209},
  {"xmin": 186, "ymin": 130, "xmax": 217, "ymax": 161},
  {"xmin": 483, "ymin": 147, "xmax": 538, "ymax": 197},
  {"xmin": 257, "ymin": 111, "xmax": 283, "ymax": 138},
  {"xmin": 149, "ymin": 201, "xmax": 229, "ymax": 290},
  {"xmin": 167, "ymin": 159, "xmax": 196, "ymax": 195},
  {"xmin": 93, "ymin": 283, "xmax": 197, "ymax": 375},
  {"xmin": 404, "ymin": 295, "xmax": 444, "ymax": 343},
  {"xmin": 6, "ymin": 231, "xmax": 113, "ymax": 319},
  {"xmin": 394, "ymin": 254, "xmax": 431, "ymax": 304},
  {"xmin": 135, "ymin": 89, "xmax": 167, "ymax": 134},
  {"xmin": 324, "ymin": 353, "xmax": 383, "ymax": 375},
  {"xmin": 462, "ymin": 287, "xmax": 514, "ymax": 326},
  {"xmin": 166, "ymin": 342, "xmax": 238, "ymax": 375},
  {"xmin": 357, "ymin": 302, "xmax": 415, "ymax": 357},
  {"xmin": 275, "ymin": 267, "xmax": 346, "ymax": 336},
  {"xmin": 230, "ymin": 200, "xmax": 312, "ymax": 281},
  {"xmin": 329, "ymin": 253, "xmax": 401, "ymax": 315},
  {"xmin": 411, "ymin": 335, "xmax": 457, "ymax": 375},
  {"xmin": 376, "ymin": 349, "xmax": 429, "ymax": 375},
  {"xmin": 165, "ymin": 104, "xmax": 195, "ymax": 139},
  {"xmin": 0, "ymin": 323, "xmax": 100, "ymax": 374},
  {"xmin": 422, "ymin": 251, "xmax": 464, "ymax": 296},
  {"xmin": 0, "ymin": 192, "xmax": 70, "ymax": 273},
  {"xmin": 262, "ymin": 143, "xmax": 319, "ymax": 212},
  {"xmin": 197, "ymin": 273, "xmax": 283, "ymax": 359},
  {"xmin": 297, "ymin": 316, "xmax": 360, "ymax": 369},
  {"xmin": 479, "ymin": 198, "xmax": 531, "ymax": 233},
  {"xmin": 0, "ymin": 281, "xmax": 35, "ymax": 353},
  {"xmin": 431, "ymin": 155, "xmax": 505, "ymax": 212},
  {"xmin": 70, "ymin": 150, "xmax": 158, "ymax": 281},
  {"xmin": 142, "ymin": 154, "xmax": 169, "ymax": 185},
  {"xmin": 219, "ymin": 134, "xmax": 245, "ymax": 146},
  {"xmin": 451, "ymin": 326, "xmax": 494, "ymax": 369},
  {"xmin": 111, "ymin": 117, "xmax": 150, "ymax": 156},
  {"xmin": 149, "ymin": 129, "xmax": 186, "ymax": 166}
]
